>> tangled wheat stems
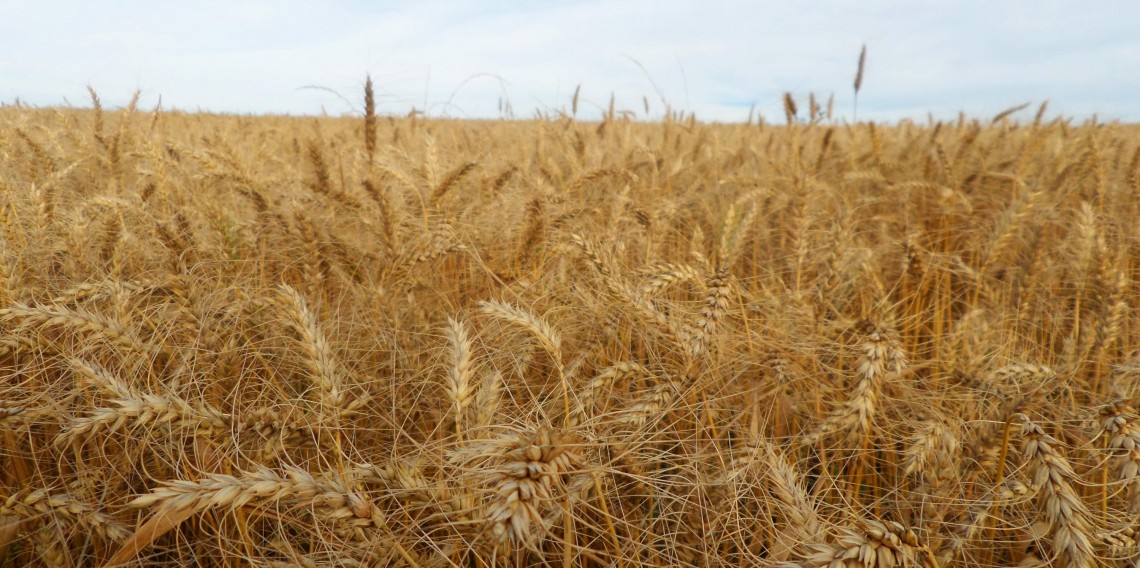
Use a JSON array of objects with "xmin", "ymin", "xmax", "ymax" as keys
[{"xmin": 1, "ymin": 91, "xmax": 1140, "ymax": 566}]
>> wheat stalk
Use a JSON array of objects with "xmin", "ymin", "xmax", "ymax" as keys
[
  {"xmin": 1020, "ymin": 416, "xmax": 1095, "ymax": 568},
  {"xmin": 1101, "ymin": 402, "xmax": 1140, "ymax": 514},
  {"xmin": 786, "ymin": 519, "xmax": 933, "ymax": 568},
  {"xmin": 277, "ymin": 284, "xmax": 367, "ymax": 420},
  {"xmin": 0, "ymin": 303, "xmax": 157, "ymax": 355},
  {"xmin": 479, "ymin": 300, "xmax": 568, "ymax": 423},
  {"xmin": 853, "ymin": 44, "xmax": 867, "ymax": 120},
  {"xmin": 803, "ymin": 320, "xmax": 906, "ymax": 445},
  {"xmin": 479, "ymin": 429, "xmax": 578, "ymax": 546},
  {"xmin": 130, "ymin": 466, "xmax": 382, "ymax": 527},
  {"xmin": 1, "ymin": 488, "xmax": 130, "ymax": 542},
  {"xmin": 444, "ymin": 317, "xmax": 476, "ymax": 438}
]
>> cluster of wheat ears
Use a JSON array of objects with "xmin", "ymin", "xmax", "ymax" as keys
[{"xmin": 0, "ymin": 82, "xmax": 1138, "ymax": 568}]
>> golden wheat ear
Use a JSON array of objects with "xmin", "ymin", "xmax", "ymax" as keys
[{"xmin": 4, "ymin": 76, "xmax": 1136, "ymax": 568}]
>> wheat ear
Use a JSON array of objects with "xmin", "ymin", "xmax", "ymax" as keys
[
  {"xmin": 278, "ymin": 284, "xmax": 367, "ymax": 420},
  {"xmin": 479, "ymin": 300, "xmax": 567, "ymax": 423},
  {"xmin": 1020, "ymin": 416, "xmax": 1095, "ymax": 568},
  {"xmin": 444, "ymin": 317, "xmax": 476, "ymax": 438}
]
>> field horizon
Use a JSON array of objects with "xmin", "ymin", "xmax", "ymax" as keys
[{"xmin": 7, "ymin": 98, "xmax": 1130, "ymax": 127}]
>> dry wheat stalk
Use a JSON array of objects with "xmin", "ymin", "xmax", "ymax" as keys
[
  {"xmin": 479, "ymin": 300, "xmax": 568, "ymax": 421},
  {"xmin": 620, "ymin": 375, "xmax": 682, "ymax": 427},
  {"xmin": 784, "ymin": 93, "xmax": 798, "ymax": 125},
  {"xmin": 987, "ymin": 362, "xmax": 1057, "ymax": 385},
  {"xmin": 354, "ymin": 461, "xmax": 437, "ymax": 505},
  {"xmin": 803, "ymin": 320, "xmax": 906, "ymax": 445},
  {"xmin": 430, "ymin": 161, "xmax": 478, "ymax": 204},
  {"xmin": 471, "ymin": 369, "xmax": 503, "ymax": 431},
  {"xmin": 0, "ymin": 302, "xmax": 156, "ymax": 355},
  {"xmin": 692, "ymin": 266, "xmax": 731, "ymax": 358},
  {"xmin": 130, "ymin": 466, "xmax": 382, "ymax": 528},
  {"xmin": 903, "ymin": 419, "xmax": 960, "ymax": 485},
  {"xmin": 0, "ymin": 404, "xmax": 27, "ymax": 427},
  {"xmin": 563, "ymin": 237, "xmax": 693, "ymax": 353},
  {"xmin": 637, "ymin": 262, "xmax": 705, "ymax": 298},
  {"xmin": 853, "ymin": 44, "xmax": 867, "ymax": 119},
  {"xmin": 1020, "ymin": 416, "xmax": 1096, "ymax": 568},
  {"xmin": 565, "ymin": 362, "xmax": 650, "ymax": 428},
  {"xmin": 444, "ymin": 317, "xmax": 475, "ymax": 437},
  {"xmin": 33, "ymin": 523, "xmax": 68, "ymax": 568},
  {"xmin": 56, "ymin": 393, "xmax": 229, "ymax": 447},
  {"xmin": 1098, "ymin": 525, "xmax": 1140, "ymax": 566},
  {"xmin": 237, "ymin": 406, "xmax": 317, "ymax": 451},
  {"xmin": 278, "ymin": 284, "xmax": 368, "ymax": 419},
  {"xmin": 2, "ymin": 488, "xmax": 130, "ymax": 544},
  {"xmin": 723, "ymin": 437, "xmax": 822, "ymax": 558},
  {"xmin": 784, "ymin": 519, "xmax": 933, "ymax": 568},
  {"xmin": 479, "ymin": 428, "xmax": 578, "ymax": 546},
  {"xmin": 60, "ymin": 358, "xmax": 227, "ymax": 442},
  {"xmin": 50, "ymin": 278, "xmax": 148, "ymax": 305},
  {"xmin": 566, "ymin": 233, "xmax": 614, "ymax": 279},
  {"xmin": 1100, "ymin": 402, "xmax": 1140, "ymax": 514},
  {"xmin": 389, "ymin": 223, "xmax": 466, "ymax": 275},
  {"xmin": 363, "ymin": 75, "xmax": 377, "ymax": 166}
]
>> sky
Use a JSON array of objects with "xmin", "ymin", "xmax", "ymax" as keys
[{"xmin": 2, "ymin": 1, "xmax": 1138, "ymax": 123}]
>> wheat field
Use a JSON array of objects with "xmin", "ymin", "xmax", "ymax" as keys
[{"xmin": 0, "ymin": 86, "xmax": 1138, "ymax": 567}]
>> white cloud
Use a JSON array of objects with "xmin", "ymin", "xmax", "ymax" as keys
[{"xmin": 1, "ymin": 0, "xmax": 1136, "ymax": 122}]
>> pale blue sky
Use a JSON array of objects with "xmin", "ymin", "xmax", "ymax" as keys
[{"xmin": 2, "ymin": 1, "xmax": 1138, "ymax": 122}]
